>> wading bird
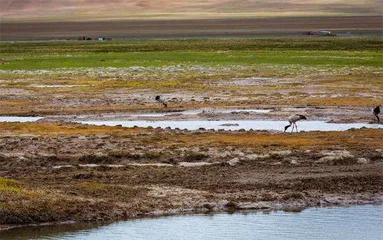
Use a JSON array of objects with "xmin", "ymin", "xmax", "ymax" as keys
[
  {"xmin": 155, "ymin": 95, "xmax": 167, "ymax": 108},
  {"xmin": 284, "ymin": 114, "xmax": 307, "ymax": 132},
  {"xmin": 373, "ymin": 105, "xmax": 380, "ymax": 122}
]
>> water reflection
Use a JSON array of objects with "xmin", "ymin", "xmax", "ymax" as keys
[
  {"xmin": 2, "ymin": 205, "xmax": 382, "ymax": 240},
  {"xmin": 0, "ymin": 222, "xmax": 105, "ymax": 240}
]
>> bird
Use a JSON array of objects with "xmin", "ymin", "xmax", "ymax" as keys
[
  {"xmin": 373, "ymin": 105, "xmax": 380, "ymax": 122},
  {"xmin": 284, "ymin": 114, "xmax": 307, "ymax": 132},
  {"xmin": 155, "ymin": 95, "xmax": 167, "ymax": 108}
]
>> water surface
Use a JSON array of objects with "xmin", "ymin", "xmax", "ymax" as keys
[
  {"xmin": 77, "ymin": 120, "xmax": 383, "ymax": 132},
  {"xmin": 130, "ymin": 109, "xmax": 271, "ymax": 117},
  {"xmin": 0, "ymin": 116, "xmax": 43, "ymax": 122},
  {"xmin": 1, "ymin": 205, "xmax": 382, "ymax": 240}
]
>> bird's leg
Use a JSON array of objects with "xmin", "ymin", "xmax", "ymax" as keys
[
  {"xmin": 291, "ymin": 123, "xmax": 294, "ymax": 133},
  {"xmin": 296, "ymin": 123, "xmax": 298, "ymax": 132}
]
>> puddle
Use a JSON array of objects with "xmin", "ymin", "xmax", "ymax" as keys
[
  {"xmin": 29, "ymin": 84, "xmax": 84, "ymax": 88},
  {"xmin": 0, "ymin": 116, "xmax": 43, "ymax": 122},
  {"xmin": 178, "ymin": 162, "xmax": 219, "ymax": 167},
  {"xmin": 130, "ymin": 109, "xmax": 270, "ymax": 118},
  {"xmin": 128, "ymin": 163, "xmax": 173, "ymax": 167},
  {"xmin": 52, "ymin": 163, "xmax": 173, "ymax": 169},
  {"xmin": 219, "ymin": 109, "xmax": 272, "ymax": 114},
  {"xmin": 76, "ymin": 120, "xmax": 383, "ymax": 132},
  {"xmin": 131, "ymin": 113, "xmax": 168, "ymax": 117},
  {"xmin": 213, "ymin": 77, "xmax": 300, "ymax": 86},
  {"xmin": 2, "ymin": 205, "xmax": 382, "ymax": 240}
]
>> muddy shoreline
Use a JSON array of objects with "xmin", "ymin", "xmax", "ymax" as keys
[
  {"xmin": 2, "ymin": 199, "xmax": 382, "ymax": 231},
  {"xmin": 1, "ymin": 122, "xmax": 382, "ymax": 230}
]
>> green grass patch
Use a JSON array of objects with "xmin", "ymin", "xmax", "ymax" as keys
[
  {"xmin": 0, "ymin": 177, "xmax": 23, "ymax": 193},
  {"xmin": 1, "ymin": 38, "xmax": 382, "ymax": 71}
]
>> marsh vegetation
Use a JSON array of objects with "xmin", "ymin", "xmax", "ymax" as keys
[{"xmin": 0, "ymin": 37, "xmax": 382, "ymax": 229}]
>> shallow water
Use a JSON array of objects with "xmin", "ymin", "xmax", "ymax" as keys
[
  {"xmin": 0, "ymin": 116, "xmax": 43, "ymax": 122},
  {"xmin": 130, "ymin": 109, "xmax": 271, "ymax": 117},
  {"xmin": 2, "ymin": 205, "xmax": 382, "ymax": 240},
  {"xmin": 77, "ymin": 120, "xmax": 383, "ymax": 132},
  {"xmin": 29, "ymin": 85, "xmax": 83, "ymax": 88},
  {"xmin": 219, "ymin": 109, "xmax": 271, "ymax": 114}
]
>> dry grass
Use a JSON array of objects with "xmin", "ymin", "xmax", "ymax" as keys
[
  {"xmin": 304, "ymin": 97, "xmax": 381, "ymax": 106},
  {"xmin": 1, "ymin": 122, "xmax": 381, "ymax": 149},
  {"xmin": 0, "ymin": 122, "xmax": 150, "ymax": 136},
  {"xmin": 174, "ymin": 129, "xmax": 383, "ymax": 149}
]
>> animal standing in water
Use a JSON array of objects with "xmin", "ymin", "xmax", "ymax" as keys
[
  {"xmin": 284, "ymin": 114, "xmax": 307, "ymax": 132},
  {"xmin": 155, "ymin": 95, "xmax": 168, "ymax": 108},
  {"xmin": 373, "ymin": 105, "xmax": 380, "ymax": 122}
]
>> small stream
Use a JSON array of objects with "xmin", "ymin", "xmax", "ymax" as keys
[
  {"xmin": 1, "ymin": 115, "xmax": 382, "ymax": 132},
  {"xmin": 1, "ymin": 205, "xmax": 382, "ymax": 240},
  {"xmin": 77, "ymin": 120, "xmax": 383, "ymax": 132},
  {"xmin": 0, "ymin": 116, "xmax": 43, "ymax": 122}
]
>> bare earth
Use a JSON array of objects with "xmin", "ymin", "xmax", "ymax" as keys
[
  {"xmin": 1, "ymin": 16, "xmax": 382, "ymax": 40},
  {"xmin": 0, "ymin": 122, "xmax": 382, "ymax": 230}
]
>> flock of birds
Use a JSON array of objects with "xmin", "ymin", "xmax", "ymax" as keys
[{"xmin": 155, "ymin": 95, "xmax": 381, "ymax": 133}]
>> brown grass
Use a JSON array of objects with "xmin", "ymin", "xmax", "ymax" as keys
[
  {"xmin": 174, "ymin": 129, "xmax": 383, "ymax": 149},
  {"xmin": 1, "ymin": 122, "xmax": 381, "ymax": 149},
  {"xmin": 304, "ymin": 97, "xmax": 381, "ymax": 106},
  {"xmin": 0, "ymin": 122, "xmax": 146, "ymax": 136}
]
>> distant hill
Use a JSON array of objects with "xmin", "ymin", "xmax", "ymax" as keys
[{"xmin": 1, "ymin": 0, "xmax": 382, "ymax": 22}]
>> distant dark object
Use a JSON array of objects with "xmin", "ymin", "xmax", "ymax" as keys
[
  {"xmin": 77, "ymin": 36, "xmax": 92, "ymax": 41},
  {"xmin": 306, "ymin": 30, "xmax": 336, "ymax": 36},
  {"xmin": 78, "ymin": 36, "xmax": 112, "ymax": 41},
  {"xmin": 284, "ymin": 114, "xmax": 307, "ymax": 132},
  {"xmin": 373, "ymin": 106, "xmax": 380, "ymax": 122},
  {"xmin": 155, "ymin": 95, "xmax": 167, "ymax": 108}
]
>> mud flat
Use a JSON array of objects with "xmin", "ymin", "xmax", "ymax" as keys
[{"xmin": 0, "ymin": 122, "xmax": 382, "ymax": 230}]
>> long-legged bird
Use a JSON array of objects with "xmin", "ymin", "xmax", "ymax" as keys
[
  {"xmin": 373, "ymin": 105, "xmax": 380, "ymax": 122},
  {"xmin": 284, "ymin": 114, "xmax": 307, "ymax": 132},
  {"xmin": 155, "ymin": 95, "xmax": 167, "ymax": 108}
]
